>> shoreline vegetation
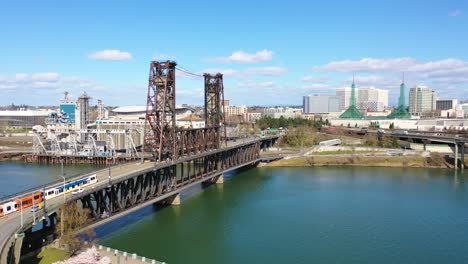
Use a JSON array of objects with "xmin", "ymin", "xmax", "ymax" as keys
[{"xmin": 264, "ymin": 153, "xmax": 465, "ymax": 169}]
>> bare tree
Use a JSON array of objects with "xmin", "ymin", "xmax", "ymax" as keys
[{"xmin": 56, "ymin": 202, "xmax": 95, "ymax": 255}]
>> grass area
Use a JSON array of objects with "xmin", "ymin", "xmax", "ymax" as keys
[
  {"xmin": 309, "ymin": 150, "xmax": 375, "ymax": 155},
  {"xmin": 267, "ymin": 155, "xmax": 451, "ymax": 169},
  {"xmin": 22, "ymin": 247, "xmax": 69, "ymax": 264}
]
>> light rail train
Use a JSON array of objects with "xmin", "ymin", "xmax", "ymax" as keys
[{"xmin": 0, "ymin": 174, "xmax": 98, "ymax": 217}]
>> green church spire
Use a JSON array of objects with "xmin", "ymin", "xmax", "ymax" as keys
[
  {"xmin": 339, "ymin": 75, "xmax": 362, "ymax": 119},
  {"xmin": 387, "ymin": 73, "xmax": 411, "ymax": 119}
]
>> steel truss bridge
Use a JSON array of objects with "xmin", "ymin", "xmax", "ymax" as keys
[{"xmin": 0, "ymin": 61, "xmax": 280, "ymax": 263}]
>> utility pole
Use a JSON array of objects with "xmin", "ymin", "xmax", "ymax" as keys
[
  {"xmin": 108, "ymin": 166, "xmax": 112, "ymax": 186},
  {"xmin": 60, "ymin": 159, "xmax": 65, "ymax": 245}
]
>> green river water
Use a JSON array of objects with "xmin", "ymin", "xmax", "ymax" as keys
[{"xmin": 96, "ymin": 167, "xmax": 468, "ymax": 264}]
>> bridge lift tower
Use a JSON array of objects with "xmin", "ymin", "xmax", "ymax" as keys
[
  {"xmin": 204, "ymin": 73, "xmax": 226, "ymax": 148},
  {"xmin": 144, "ymin": 61, "xmax": 177, "ymax": 162}
]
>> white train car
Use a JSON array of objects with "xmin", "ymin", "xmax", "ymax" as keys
[
  {"xmin": 318, "ymin": 139, "xmax": 342, "ymax": 146},
  {"xmin": 44, "ymin": 174, "xmax": 98, "ymax": 200},
  {"xmin": 1, "ymin": 201, "xmax": 18, "ymax": 215}
]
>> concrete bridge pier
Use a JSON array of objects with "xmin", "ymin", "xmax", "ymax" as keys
[
  {"xmin": 214, "ymin": 174, "xmax": 224, "ymax": 184},
  {"xmin": 166, "ymin": 193, "xmax": 181, "ymax": 205},
  {"xmin": 423, "ymin": 140, "xmax": 429, "ymax": 151},
  {"xmin": 454, "ymin": 144, "xmax": 458, "ymax": 170},
  {"xmin": 461, "ymin": 144, "xmax": 465, "ymax": 171},
  {"xmin": 201, "ymin": 174, "xmax": 224, "ymax": 187}
]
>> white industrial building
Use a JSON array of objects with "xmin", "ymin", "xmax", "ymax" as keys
[
  {"xmin": 356, "ymin": 87, "xmax": 388, "ymax": 112},
  {"xmin": 263, "ymin": 107, "xmax": 303, "ymax": 119},
  {"xmin": 0, "ymin": 109, "xmax": 54, "ymax": 128},
  {"xmin": 94, "ymin": 105, "xmax": 197, "ymax": 149},
  {"xmin": 303, "ymin": 95, "xmax": 341, "ymax": 114}
]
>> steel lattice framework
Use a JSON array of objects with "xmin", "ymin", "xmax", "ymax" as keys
[
  {"xmin": 203, "ymin": 73, "xmax": 226, "ymax": 149},
  {"xmin": 73, "ymin": 138, "xmax": 278, "ymax": 225},
  {"xmin": 144, "ymin": 61, "xmax": 177, "ymax": 161}
]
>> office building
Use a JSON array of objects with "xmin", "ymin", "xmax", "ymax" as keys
[
  {"xmin": 409, "ymin": 86, "xmax": 437, "ymax": 116},
  {"xmin": 436, "ymin": 99, "xmax": 458, "ymax": 111},
  {"xmin": 225, "ymin": 105, "xmax": 248, "ymax": 117}
]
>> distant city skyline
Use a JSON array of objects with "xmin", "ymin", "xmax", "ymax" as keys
[{"xmin": 0, "ymin": 0, "xmax": 467, "ymax": 106}]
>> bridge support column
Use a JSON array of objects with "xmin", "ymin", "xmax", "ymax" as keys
[
  {"xmin": 214, "ymin": 174, "xmax": 224, "ymax": 184},
  {"xmin": 454, "ymin": 144, "xmax": 458, "ymax": 170},
  {"xmin": 461, "ymin": 144, "xmax": 465, "ymax": 171},
  {"xmin": 423, "ymin": 140, "xmax": 427, "ymax": 151},
  {"xmin": 167, "ymin": 193, "xmax": 181, "ymax": 205}
]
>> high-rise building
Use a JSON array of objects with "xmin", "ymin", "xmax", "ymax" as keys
[
  {"xmin": 335, "ymin": 87, "xmax": 353, "ymax": 110},
  {"xmin": 408, "ymin": 86, "xmax": 436, "ymax": 116},
  {"xmin": 76, "ymin": 92, "xmax": 91, "ymax": 142},
  {"xmin": 303, "ymin": 95, "xmax": 341, "ymax": 114},
  {"xmin": 303, "ymin": 96, "xmax": 310, "ymax": 113}
]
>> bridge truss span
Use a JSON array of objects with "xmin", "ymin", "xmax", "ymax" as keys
[{"xmin": 77, "ymin": 139, "xmax": 267, "ymax": 226}]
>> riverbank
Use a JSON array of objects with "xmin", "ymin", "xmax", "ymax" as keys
[{"xmin": 265, "ymin": 154, "xmax": 463, "ymax": 169}]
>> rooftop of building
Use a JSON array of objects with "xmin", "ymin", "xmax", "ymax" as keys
[
  {"xmin": 0, "ymin": 110, "xmax": 55, "ymax": 116},
  {"xmin": 177, "ymin": 114, "xmax": 204, "ymax": 121},
  {"xmin": 112, "ymin": 105, "xmax": 195, "ymax": 114}
]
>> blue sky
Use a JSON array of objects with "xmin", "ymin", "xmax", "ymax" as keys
[{"xmin": 0, "ymin": 0, "xmax": 467, "ymax": 107}]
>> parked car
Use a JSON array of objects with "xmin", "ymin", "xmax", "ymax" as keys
[
  {"xmin": 72, "ymin": 188, "xmax": 85, "ymax": 195},
  {"xmin": 377, "ymin": 129, "xmax": 386, "ymax": 134}
]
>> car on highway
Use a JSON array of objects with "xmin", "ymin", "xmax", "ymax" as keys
[
  {"xmin": 72, "ymin": 188, "xmax": 85, "ymax": 195},
  {"xmin": 393, "ymin": 130, "xmax": 408, "ymax": 135},
  {"xmin": 31, "ymin": 203, "xmax": 43, "ymax": 212}
]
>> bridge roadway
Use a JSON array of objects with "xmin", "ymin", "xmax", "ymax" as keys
[
  {"xmin": 346, "ymin": 128, "xmax": 468, "ymax": 144},
  {"xmin": 0, "ymin": 137, "xmax": 272, "ymax": 262}
]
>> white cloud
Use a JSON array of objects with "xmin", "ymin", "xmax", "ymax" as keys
[
  {"xmin": 301, "ymin": 76, "xmax": 329, "ymax": 82},
  {"xmin": 211, "ymin": 49, "xmax": 273, "ymax": 64},
  {"xmin": 0, "ymin": 72, "xmax": 61, "ymax": 90},
  {"xmin": 313, "ymin": 57, "xmax": 418, "ymax": 73},
  {"xmin": 88, "ymin": 50, "xmax": 132, "ymax": 61},
  {"xmin": 31, "ymin": 73, "xmax": 60, "ymax": 82},
  {"xmin": 245, "ymin": 66, "xmax": 288, "ymax": 76},
  {"xmin": 238, "ymin": 81, "xmax": 276, "ymax": 88},
  {"xmin": 313, "ymin": 57, "xmax": 468, "ymax": 76},
  {"xmin": 450, "ymin": 10, "xmax": 462, "ymax": 16}
]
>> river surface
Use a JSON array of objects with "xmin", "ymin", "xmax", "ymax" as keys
[
  {"xmin": 0, "ymin": 161, "xmax": 101, "ymax": 198},
  {"xmin": 97, "ymin": 167, "xmax": 468, "ymax": 264}
]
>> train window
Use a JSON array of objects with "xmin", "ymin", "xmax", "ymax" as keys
[
  {"xmin": 48, "ymin": 191, "xmax": 53, "ymax": 195},
  {"xmin": 7, "ymin": 206, "xmax": 11, "ymax": 211},
  {"xmin": 34, "ymin": 195, "xmax": 39, "ymax": 199}
]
